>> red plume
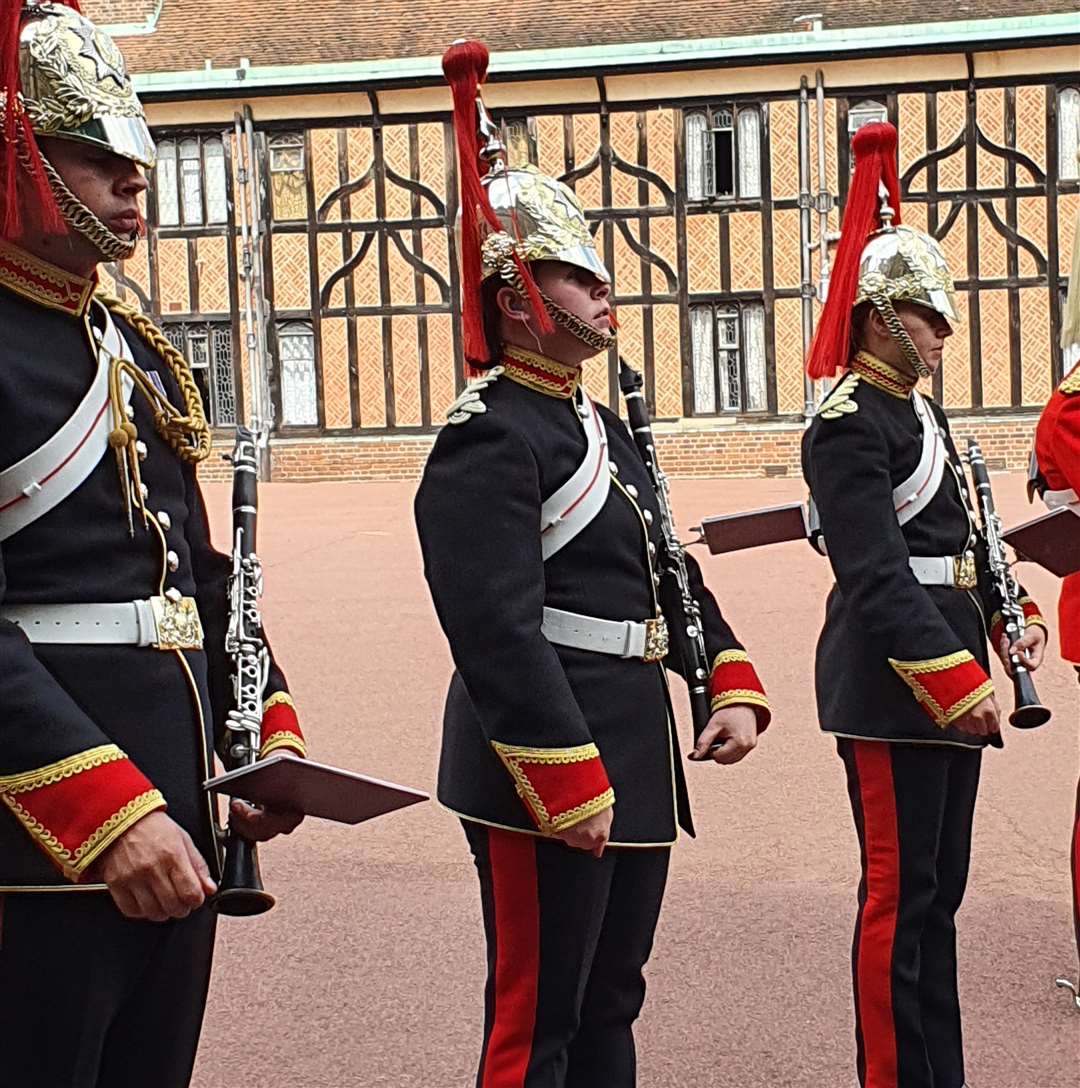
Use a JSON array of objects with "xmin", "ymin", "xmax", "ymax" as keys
[
  {"xmin": 0, "ymin": 1, "xmax": 75, "ymax": 240},
  {"xmin": 442, "ymin": 38, "xmax": 552, "ymax": 371},
  {"xmin": 806, "ymin": 121, "xmax": 902, "ymax": 380}
]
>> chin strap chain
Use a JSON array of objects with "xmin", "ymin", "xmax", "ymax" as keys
[{"xmin": 870, "ymin": 293, "xmax": 932, "ymax": 380}]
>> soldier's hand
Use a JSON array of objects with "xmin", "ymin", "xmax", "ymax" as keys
[
  {"xmin": 952, "ymin": 694, "xmax": 1001, "ymax": 736},
  {"xmin": 228, "ymin": 799, "xmax": 304, "ymax": 842},
  {"xmin": 689, "ymin": 705, "xmax": 759, "ymax": 765},
  {"xmin": 95, "ymin": 810, "xmax": 217, "ymax": 922},
  {"xmin": 998, "ymin": 626, "xmax": 1047, "ymax": 675},
  {"xmin": 552, "ymin": 805, "xmax": 613, "ymax": 858}
]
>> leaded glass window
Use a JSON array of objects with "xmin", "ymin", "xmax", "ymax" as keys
[
  {"xmin": 162, "ymin": 321, "xmax": 237, "ymax": 426},
  {"xmin": 154, "ymin": 140, "xmax": 179, "ymax": 226},
  {"xmin": 684, "ymin": 104, "xmax": 764, "ymax": 202},
  {"xmin": 203, "ymin": 139, "xmax": 228, "ymax": 224},
  {"xmin": 153, "ymin": 136, "xmax": 228, "ymax": 227},
  {"xmin": 1059, "ymin": 88, "xmax": 1080, "ymax": 182},
  {"xmin": 278, "ymin": 323, "xmax": 318, "ymax": 426},
  {"xmin": 268, "ymin": 133, "xmax": 308, "ymax": 221},
  {"xmin": 689, "ymin": 301, "xmax": 767, "ymax": 414}
]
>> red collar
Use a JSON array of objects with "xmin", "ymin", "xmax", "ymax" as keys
[{"xmin": 0, "ymin": 239, "xmax": 95, "ymax": 317}]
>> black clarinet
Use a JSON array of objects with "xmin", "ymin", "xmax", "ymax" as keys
[
  {"xmin": 209, "ymin": 426, "xmax": 276, "ymax": 916},
  {"xmin": 966, "ymin": 439, "xmax": 1051, "ymax": 730},
  {"xmin": 618, "ymin": 358, "xmax": 712, "ymax": 737}
]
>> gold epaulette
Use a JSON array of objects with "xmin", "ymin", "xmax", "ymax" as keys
[
  {"xmin": 95, "ymin": 291, "xmax": 212, "ymax": 463},
  {"xmin": 815, "ymin": 371, "xmax": 861, "ymax": 420},
  {"xmin": 1059, "ymin": 362, "xmax": 1080, "ymax": 396}
]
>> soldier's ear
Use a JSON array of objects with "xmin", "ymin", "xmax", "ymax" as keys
[{"xmin": 495, "ymin": 285, "xmax": 527, "ymax": 321}]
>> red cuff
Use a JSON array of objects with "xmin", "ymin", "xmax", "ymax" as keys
[
  {"xmin": 989, "ymin": 597, "xmax": 1047, "ymax": 649},
  {"xmin": 491, "ymin": 741, "xmax": 614, "ymax": 834},
  {"xmin": 709, "ymin": 649, "xmax": 771, "ymax": 732},
  {"xmin": 889, "ymin": 651, "xmax": 994, "ymax": 728},
  {"xmin": 260, "ymin": 692, "xmax": 306, "ymax": 759},
  {"xmin": 0, "ymin": 744, "xmax": 165, "ymax": 881}
]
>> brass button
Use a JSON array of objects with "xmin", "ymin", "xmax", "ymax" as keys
[
  {"xmin": 609, "ymin": 461, "xmax": 619, "ymax": 475},
  {"xmin": 626, "ymin": 484, "xmax": 639, "ymax": 499},
  {"xmin": 135, "ymin": 440, "xmax": 148, "ymax": 460},
  {"xmin": 648, "ymin": 541, "xmax": 657, "ymax": 557},
  {"xmin": 164, "ymin": 587, "xmax": 182, "ymax": 603},
  {"xmin": 643, "ymin": 509, "xmax": 654, "ymax": 525},
  {"xmin": 157, "ymin": 511, "xmax": 172, "ymax": 531},
  {"xmin": 167, "ymin": 550, "xmax": 179, "ymax": 572}
]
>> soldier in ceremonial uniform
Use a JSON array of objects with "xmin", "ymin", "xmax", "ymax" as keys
[
  {"xmin": 415, "ymin": 41, "xmax": 770, "ymax": 1087},
  {"xmin": 1031, "ymin": 266, "xmax": 1080, "ymax": 998},
  {"xmin": 801, "ymin": 123, "xmax": 1047, "ymax": 1088},
  {"xmin": 0, "ymin": 5, "xmax": 305, "ymax": 1086}
]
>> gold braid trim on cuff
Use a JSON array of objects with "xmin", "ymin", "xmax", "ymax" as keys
[
  {"xmin": 260, "ymin": 732, "xmax": 307, "ymax": 760},
  {"xmin": 491, "ymin": 741, "xmax": 612, "ymax": 834},
  {"xmin": 711, "ymin": 649, "xmax": 750, "ymax": 669},
  {"xmin": 888, "ymin": 651, "xmax": 991, "ymax": 728},
  {"xmin": 710, "ymin": 691, "xmax": 771, "ymax": 713},
  {"xmin": 936, "ymin": 680, "xmax": 996, "ymax": 726},
  {"xmin": 547, "ymin": 788, "xmax": 615, "ymax": 833},
  {"xmin": 263, "ymin": 691, "xmax": 296, "ymax": 712},
  {"xmin": 0, "ymin": 744, "xmax": 125, "ymax": 796},
  {"xmin": 1, "ymin": 788, "xmax": 165, "ymax": 881}
]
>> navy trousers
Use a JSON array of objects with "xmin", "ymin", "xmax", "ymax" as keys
[
  {"xmin": 464, "ymin": 820, "xmax": 670, "ymax": 1088},
  {"xmin": 0, "ymin": 891, "xmax": 216, "ymax": 1088},
  {"xmin": 838, "ymin": 739, "xmax": 982, "ymax": 1088}
]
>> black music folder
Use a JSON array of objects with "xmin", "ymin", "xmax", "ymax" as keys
[
  {"xmin": 697, "ymin": 501, "xmax": 810, "ymax": 555},
  {"xmin": 1003, "ymin": 506, "xmax": 1080, "ymax": 578},
  {"xmin": 204, "ymin": 754, "xmax": 429, "ymax": 826}
]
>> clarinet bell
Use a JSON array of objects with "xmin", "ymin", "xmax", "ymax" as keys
[
  {"xmin": 1009, "ymin": 700, "xmax": 1051, "ymax": 729},
  {"xmin": 1009, "ymin": 667, "xmax": 1051, "ymax": 729},
  {"xmin": 209, "ymin": 836, "xmax": 275, "ymax": 917}
]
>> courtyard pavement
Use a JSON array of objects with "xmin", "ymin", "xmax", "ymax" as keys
[{"xmin": 192, "ymin": 473, "xmax": 1078, "ymax": 1088}]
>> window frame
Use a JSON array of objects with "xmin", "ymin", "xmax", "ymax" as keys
[
  {"xmin": 688, "ymin": 298, "xmax": 769, "ymax": 416},
  {"xmin": 276, "ymin": 321, "xmax": 319, "ymax": 427},
  {"xmin": 161, "ymin": 320, "xmax": 238, "ymax": 428},
  {"xmin": 684, "ymin": 103, "xmax": 764, "ymax": 205},
  {"xmin": 1058, "ymin": 86, "xmax": 1080, "ymax": 184},
  {"xmin": 152, "ymin": 133, "xmax": 228, "ymax": 229}
]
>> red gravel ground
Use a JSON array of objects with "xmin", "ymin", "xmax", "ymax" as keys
[{"xmin": 192, "ymin": 473, "xmax": 1078, "ymax": 1088}]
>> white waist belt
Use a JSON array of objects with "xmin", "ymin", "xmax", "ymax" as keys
[
  {"xmin": 1043, "ymin": 487, "xmax": 1079, "ymax": 510},
  {"xmin": 2, "ymin": 596, "xmax": 203, "ymax": 650},
  {"xmin": 541, "ymin": 606, "xmax": 669, "ymax": 663},
  {"xmin": 908, "ymin": 553, "xmax": 978, "ymax": 589}
]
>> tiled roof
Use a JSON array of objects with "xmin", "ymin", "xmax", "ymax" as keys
[{"xmin": 82, "ymin": 0, "xmax": 1077, "ymax": 75}]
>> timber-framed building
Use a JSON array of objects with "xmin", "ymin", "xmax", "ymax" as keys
[{"xmin": 85, "ymin": 1, "xmax": 1080, "ymax": 480}]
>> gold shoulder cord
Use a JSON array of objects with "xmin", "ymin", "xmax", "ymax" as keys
[{"xmin": 93, "ymin": 292, "xmax": 212, "ymax": 532}]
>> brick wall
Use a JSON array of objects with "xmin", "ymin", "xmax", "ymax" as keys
[{"xmin": 196, "ymin": 413, "xmax": 1043, "ymax": 484}]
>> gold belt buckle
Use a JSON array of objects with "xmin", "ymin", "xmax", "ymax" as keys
[
  {"xmin": 149, "ymin": 594, "xmax": 204, "ymax": 650},
  {"xmin": 642, "ymin": 615, "xmax": 669, "ymax": 663},
  {"xmin": 952, "ymin": 551, "xmax": 978, "ymax": 591}
]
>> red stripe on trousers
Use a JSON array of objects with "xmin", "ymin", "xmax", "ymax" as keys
[
  {"xmin": 482, "ymin": 829, "xmax": 540, "ymax": 1088},
  {"xmin": 853, "ymin": 741, "xmax": 901, "ymax": 1088}
]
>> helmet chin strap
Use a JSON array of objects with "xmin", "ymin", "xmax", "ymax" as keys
[
  {"xmin": 537, "ymin": 289, "xmax": 617, "ymax": 354},
  {"xmin": 492, "ymin": 251, "xmax": 617, "ymax": 356},
  {"xmin": 870, "ymin": 294, "xmax": 932, "ymax": 380},
  {"xmin": 39, "ymin": 153, "xmax": 138, "ymax": 263}
]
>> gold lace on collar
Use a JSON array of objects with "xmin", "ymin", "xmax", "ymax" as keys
[
  {"xmin": 501, "ymin": 346, "xmax": 581, "ymax": 399},
  {"xmin": 0, "ymin": 238, "xmax": 95, "ymax": 316},
  {"xmin": 850, "ymin": 351, "xmax": 917, "ymax": 399}
]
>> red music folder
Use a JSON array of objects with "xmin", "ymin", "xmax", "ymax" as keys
[
  {"xmin": 204, "ymin": 754, "xmax": 429, "ymax": 826},
  {"xmin": 1003, "ymin": 506, "xmax": 1080, "ymax": 578}
]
